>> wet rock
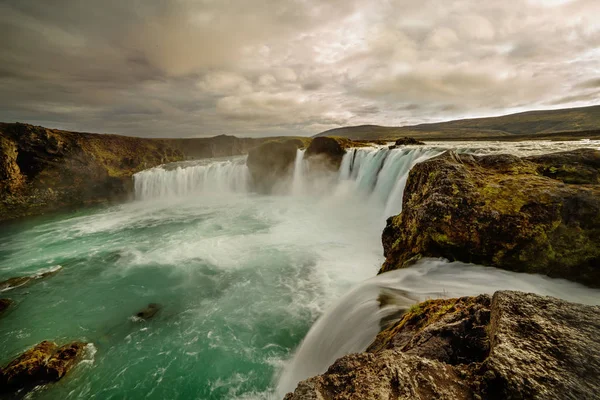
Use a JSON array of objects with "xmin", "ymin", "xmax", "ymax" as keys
[
  {"xmin": 380, "ymin": 149, "xmax": 600, "ymax": 287},
  {"xmin": 285, "ymin": 291, "xmax": 600, "ymax": 400},
  {"xmin": 390, "ymin": 137, "xmax": 426, "ymax": 148},
  {"xmin": 305, "ymin": 137, "xmax": 347, "ymax": 170},
  {"xmin": 135, "ymin": 303, "xmax": 161, "ymax": 320},
  {"xmin": 246, "ymin": 140, "xmax": 303, "ymax": 193},
  {"xmin": 0, "ymin": 298, "xmax": 12, "ymax": 315},
  {"xmin": 0, "ymin": 341, "xmax": 87, "ymax": 393},
  {"xmin": 0, "ymin": 266, "xmax": 62, "ymax": 292}
]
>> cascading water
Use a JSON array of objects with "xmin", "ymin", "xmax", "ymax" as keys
[
  {"xmin": 275, "ymin": 259, "xmax": 600, "ymax": 396},
  {"xmin": 133, "ymin": 157, "xmax": 249, "ymax": 200},
  {"xmin": 2, "ymin": 140, "xmax": 599, "ymax": 400}
]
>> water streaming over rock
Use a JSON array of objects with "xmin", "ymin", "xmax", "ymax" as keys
[
  {"xmin": 133, "ymin": 158, "xmax": 250, "ymax": 200},
  {"xmin": 3, "ymin": 140, "xmax": 599, "ymax": 399},
  {"xmin": 275, "ymin": 259, "xmax": 600, "ymax": 396}
]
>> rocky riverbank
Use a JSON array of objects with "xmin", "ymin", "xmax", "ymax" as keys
[
  {"xmin": 0, "ymin": 123, "xmax": 267, "ymax": 222},
  {"xmin": 285, "ymin": 291, "xmax": 600, "ymax": 400}
]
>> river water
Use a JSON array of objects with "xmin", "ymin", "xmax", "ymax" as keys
[{"xmin": 1, "ymin": 140, "xmax": 599, "ymax": 399}]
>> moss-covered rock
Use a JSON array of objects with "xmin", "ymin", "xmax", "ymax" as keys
[
  {"xmin": 285, "ymin": 291, "xmax": 600, "ymax": 400},
  {"xmin": 380, "ymin": 149, "xmax": 600, "ymax": 287},
  {"xmin": 0, "ymin": 123, "xmax": 264, "ymax": 222},
  {"xmin": 0, "ymin": 341, "xmax": 87, "ymax": 393}
]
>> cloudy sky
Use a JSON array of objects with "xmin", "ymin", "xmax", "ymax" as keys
[{"xmin": 1, "ymin": 0, "xmax": 599, "ymax": 137}]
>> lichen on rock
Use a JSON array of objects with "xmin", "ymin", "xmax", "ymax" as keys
[
  {"xmin": 0, "ymin": 340, "xmax": 88, "ymax": 394},
  {"xmin": 380, "ymin": 148, "xmax": 600, "ymax": 287},
  {"xmin": 284, "ymin": 291, "xmax": 600, "ymax": 400}
]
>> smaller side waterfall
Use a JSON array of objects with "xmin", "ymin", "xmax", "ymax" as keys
[
  {"xmin": 133, "ymin": 158, "xmax": 250, "ymax": 200},
  {"xmin": 291, "ymin": 149, "xmax": 306, "ymax": 195}
]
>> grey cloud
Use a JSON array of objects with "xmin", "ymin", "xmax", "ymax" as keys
[{"xmin": 0, "ymin": 0, "xmax": 598, "ymax": 137}]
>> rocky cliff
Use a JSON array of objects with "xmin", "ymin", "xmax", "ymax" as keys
[
  {"xmin": 0, "ymin": 123, "xmax": 264, "ymax": 222},
  {"xmin": 285, "ymin": 291, "xmax": 600, "ymax": 400},
  {"xmin": 380, "ymin": 149, "xmax": 600, "ymax": 287}
]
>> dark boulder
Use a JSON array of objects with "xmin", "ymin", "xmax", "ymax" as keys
[
  {"xmin": 246, "ymin": 140, "xmax": 303, "ymax": 193},
  {"xmin": 0, "ymin": 298, "xmax": 12, "ymax": 315},
  {"xmin": 380, "ymin": 149, "xmax": 600, "ymax": 287},
  {"xmin": 391, "ymin": 137, "xmax": 426, "ymax": 148},
  {"xmin": 135, "ymin": 303, "xmax": 161, "ymax": 320},
  {"xmin": 0, "ymin": 341, "xmax": 87, "ymax": 393},
  {"xmin": 305, "ymin": 137, "xmax": 347, "ymax": 170},
  {"xmin": 285, "ymin": 291, "xmax": 600, "ymax": 400}
]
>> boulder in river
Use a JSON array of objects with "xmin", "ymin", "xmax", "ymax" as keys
[
  {"xmin": 0, "ymin": 298, "xmax": 12, "ymax": 315},
  {"xmin": 380, "ymin": 149, "xmax": 600, "ymax": 287},
  {"xmin": 390, "ymin": 137, "xmax": 426, "ymax": 148},
  {"xmin": 0, "ymin": 266, "xmax": 63, "ymax": 292},
  {"xmin": 284, "ymin": 291, "xmax": 600, "ymax": 400},
  {"xmin": 0, "ymin": 341, "xmax": 87, "ymax": 393},
  {"xmin": 134, "ymin": 303, "xmax": 161, "ymax": 320}
]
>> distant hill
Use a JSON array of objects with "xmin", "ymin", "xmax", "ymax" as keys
[{"xmin": 314, "ymin": 105, "xmax": 600, "ymax": 141}]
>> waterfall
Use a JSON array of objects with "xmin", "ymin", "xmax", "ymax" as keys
[
  {"xmin": 133, "ymin": 146, "xmax": 442, "ymax": 218},
  {"xmin": 133, "ymin": 158, "xmax": 250, "ymax": 200},
  {"xmin": 275, "ymin": 259, "xmax": 600, "ymax": 396},
  {"xmin": 336, "ymin": 147, "xmax": 444, "ymax": 217},
  {"xmin": 291, "ymin": 149, "xmax": 306, "ymax": 195}
]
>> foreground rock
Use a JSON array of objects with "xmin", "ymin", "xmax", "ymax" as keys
[
  {"xmin": 285, "ymin": 291, "xmax": 600, "ymax": 400},
  {"xmin": 0, "ymin": 341, "xmax": 87, "ymax": 393},
  {"xmin": 0, "ymin": 266, "xmax": 62, "ymax": 292},
  {"xmin": 381, "ymin": 149, "xmax": 600, "ymax": 287},
  {"xmin": 0, "ymin": 123, "xmax": 264, "ymax": 222},
  {"xmin": 246, "ymin": 139, "xmax": 305, "ymax": 193}
]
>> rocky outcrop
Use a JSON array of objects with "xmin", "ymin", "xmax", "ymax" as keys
[
  {"xmin": 134, "ymin": 303, "xmax": 161, "ymax": 320},
  {"xmin": 0, "ymin": 266, "xmax": 62, "ymax": 292},
  {"xmin": 380, "ymin": 149, "xmax": 600, "ymax": 287},
  {"xmin": 0, "ymin": 123, "xmax": 264, "ymax": 222},
  {"xmin": 246, "ymin": 139, "xmax": 306, "ymax": 193},
  {"xmin": 0, "ymin": 341, "xmax": 87, "ymax": 393},
  {"xmin": 304, "ymin": 137, "xmax": 347, "ymax": 171},
  {"xmin": 285, "ymin": 291, "xmax": 600, "ymax": 400},
  {"xmin": 390, "ymin": 137, "xmax": 426, "ymax": 148}
]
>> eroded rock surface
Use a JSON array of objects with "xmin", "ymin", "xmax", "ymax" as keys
[
  {"xmin": 285, "ymin": 291, "xmax": 600, "ymax": 400},
  {"xmin": 380, "ymin": 149, "xmax": 600, "ymax": 287},
  {"xmin": 0, "ymin": 266, "xmax": 62, "ymax": 292},
  {"xmin": 0, "ymin": 341, "xmax": 87, "ymax": 393},
  {"xmin": 390, "ymin": 137, "xmax": 426, "ymax": 148}
]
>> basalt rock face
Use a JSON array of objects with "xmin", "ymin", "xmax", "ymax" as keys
[
  {"xmin": 0, "ymin": 341, "xmax": 87, "ymax": 393},
  {"xmin": 304, "ymin": 137, "xmax": 347, "ymax": 171},
  {"xmin": 284, "ymin": 291, "xmax": 600, "ymax": 400},
  {"xmin": 380, "ymin": 149, "xmax": 600, "ymax": 287},
  {"xmin": 0, "ymin": 123, "xmax": 262, "ymax": 222},
  {"xmin": 246, "ymin": 140, "xmax": 305, "ymax": 193}
]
